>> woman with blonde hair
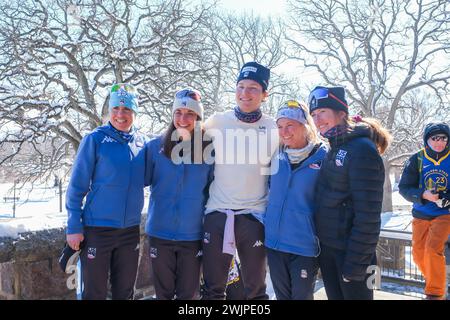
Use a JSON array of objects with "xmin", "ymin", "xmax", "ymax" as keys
[{"xmin": 265, "ymin": 100, "xmax": 328, "ymax": 300}]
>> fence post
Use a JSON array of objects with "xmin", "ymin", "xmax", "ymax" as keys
[
  {"xmin": 59, "ymin": 179, "xmax": 62, "ymax": 213},
  {"xmin": 13, "ymin": 180, "xmax": 17, "ymax": 218}
]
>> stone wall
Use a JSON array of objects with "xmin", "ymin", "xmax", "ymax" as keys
[{"xmin": 0, "ymin": 214, "xmax": 153, "ymax": 300}]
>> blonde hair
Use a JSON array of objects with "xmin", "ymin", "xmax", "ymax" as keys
[{"xmin": 299, "ymin": 101, "xmax": 322, "ymax": 145}]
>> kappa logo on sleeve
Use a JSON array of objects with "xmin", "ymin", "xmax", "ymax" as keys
[
  {"xmin": 150, "ymin": 247, "xmax": 157, "ymax": 258},
  {"xmin": 335, "ymin": 149, "xmax": 347, "ymax": 167}
]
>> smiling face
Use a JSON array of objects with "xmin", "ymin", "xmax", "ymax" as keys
[
  {"xmin": 235, "ymin": 79, "xmax": 268, "ymax": 113},
  {"xmin": 110, "ymin": 106, "xmax": 135, "ymax": 132},
  {"xmin": 277, "ymin": 118, "xmax": 308, "ymax": 149},
  {"xmin": 310, "ymin": 108, "xmax": 346, "ymax": 135},
  {"xmin": 173, "ymin": 108, "xmax": 198, "ymax": 139}
]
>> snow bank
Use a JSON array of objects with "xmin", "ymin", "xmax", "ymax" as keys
[
  {"xmin": 0, "ymin": 183, "xmax": 67, "ymax": 238},
  {"xmin": 0, "ymin": 215, "xmax": 66, "ymax": 239}
]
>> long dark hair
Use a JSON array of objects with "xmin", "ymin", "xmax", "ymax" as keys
[{"xmin": 162, "ymin": 121, "xmax": 212, "ymax": 164}]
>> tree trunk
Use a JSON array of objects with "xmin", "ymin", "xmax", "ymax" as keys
[{"xmin": 382, "ymin": 159, "xmax": 393, "ymax": 213}]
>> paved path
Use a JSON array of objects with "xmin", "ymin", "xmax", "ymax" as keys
[
  {"xmin": 313, "ymin": 286, "xmax": 421, "ymax": 300},
  {"xmin": 266, "ymin": 275, "xmax": 423, "ymax": 300}
]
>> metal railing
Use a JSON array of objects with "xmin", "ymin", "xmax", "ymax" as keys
[{"xmin": 377, "ymin": 229, "xmax": 450, "ymax": 288}]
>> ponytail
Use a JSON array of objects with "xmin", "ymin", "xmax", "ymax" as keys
[{"xmin": 346, "ymin": 116, "xmax": 392, "ymax": 155}]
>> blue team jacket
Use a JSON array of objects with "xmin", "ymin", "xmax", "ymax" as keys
[
  {"xmin": 265, "ymin": 143, "xmax": 328, "ymax": 257},
  {"xmin": 145, "ymin": 136, "xmax": 214, "ymax": 241},
  {"xmin": 66, "ymin": 124, "xmax": 148, "ymax": 234}
]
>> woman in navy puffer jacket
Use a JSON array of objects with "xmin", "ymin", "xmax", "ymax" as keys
[{"xmin": 309, "ymin": 86, "xmax": 391, "ymax": 300}]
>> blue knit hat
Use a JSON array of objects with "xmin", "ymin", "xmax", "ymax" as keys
[
  {"xmin": 109, "ymin": 83, "xmax": 138, "ymax": 113},
  {"xmin": 276, "ymin": 100, "xmax": 307, "ymax": 124},
  {"xmin": 308, "ymin": 86, "xmax": 348, "ymax": 114},
  {"xmin": 236, "ymin": 62, "xmax": 270, "ymax": 91}
]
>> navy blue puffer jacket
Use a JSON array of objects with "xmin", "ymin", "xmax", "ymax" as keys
[{"xmin": 314, "ymin": 124, "xmax": 385, "ymax": 281}]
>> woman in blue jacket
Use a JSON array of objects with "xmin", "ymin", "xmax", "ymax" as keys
[
  {"xmin": 265, "ymin": 100, "xmax": 328, "ymax": 300},
  {"xmin": 145, "ymin": 88, "xmax": 214, "ymax": 300},
  {"xmin": 65, "ymin": 83, "xmax": 148, "ymax": 300}
]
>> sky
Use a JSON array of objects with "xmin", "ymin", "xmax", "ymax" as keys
[{"xmin": 216, "ymin": 0, "xmax": 287, "ymax": 17}]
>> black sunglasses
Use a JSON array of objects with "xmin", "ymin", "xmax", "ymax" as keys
[{"xmin": 430, "ymin": 135, "xmax": 448, "ymax": 142}]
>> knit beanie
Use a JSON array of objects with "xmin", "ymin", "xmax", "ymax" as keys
[
  {"xmin": 276, "ymin": 100, "xmax": 307, "ymax": 124},
  {"xmin": 109, "ymin": 83, "xmax": 139, "ymax": 113},
  {"xmin": 236, "ymin": 61, "xmax": 270, "ymax": 91},
  {"xmin": 423, "ymin": 122, "xmax": 450, "ymax": 147},
  {"xmin": 308, "ymin": 86, "xmax": 348, "ymax": 114},
  {"xmin": 172, "ymin": 88, "xmax": 204, "ymax": 120}
]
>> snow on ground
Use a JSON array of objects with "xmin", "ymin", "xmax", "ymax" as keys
[
  {"xmin": 0, "ymin": 182, "xmax": 151, "ymax": 239},
  {"xmin": 0, "ymin": 183, "xmax": 68, "ymax": 238},
  {"xmin": 381, "ymin": 210, "xmax": 412, "ymax": 232},
  {"xmin": 381, "ymin": 179, "xmax": 413, "ymax": 232}
]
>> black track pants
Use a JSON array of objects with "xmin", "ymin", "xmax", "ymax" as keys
[
  {"xmin": 80, "ymin": 225, "xmax": 140, "ymax": 300},
  {"xmin": 202, "ymin": 212, "xmax": 268, "ymax": 300},
  {"xmin": 267, "ymin": 248, "xmax": 318, "ymax": 300},
  {"xmin": 149, "ymin": 236, "xmax": 202, "ymax": 300}
]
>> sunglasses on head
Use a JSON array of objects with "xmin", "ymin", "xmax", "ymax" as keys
[
  {"xmin": 279, "ymin": 100, "xmax": 307, "ymax": 118},
  {"xmin": 308, "ymin": 87, "xmax": 348, "ymax": 108},
  {"xmin": 111, "ymin": 83, "xmax": 136, "ymax": 94},
  {"xmin": 430, "ymin": 135, "xmax": 448, "ymax": 142},
  {"xmin": 176, "ymin": 89, "xmax": 201, "ymax": 101},
  {"xmin": 285, "ymin": 100, "xmax": 300, "ymax": 108}
]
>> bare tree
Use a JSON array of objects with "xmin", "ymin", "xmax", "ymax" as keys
[
  {"xmin": 0, "ymin": 0, "xmax": 216, "ymax": 184},
  {"xmin": 203, "ymin": 11, "xmax": 301, "ymax": 116},
  {"xmin": 285, "ymin": 0, "xmax": 450, "ymax": 211}
]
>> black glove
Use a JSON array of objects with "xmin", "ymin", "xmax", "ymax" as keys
[
  {"xmin": 58, "ymin": 241, "xmax": 84, "ymax": 273},
  {"xmin": 437, "ymin": 190, "xmax": 450, "ymax": 209}
]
